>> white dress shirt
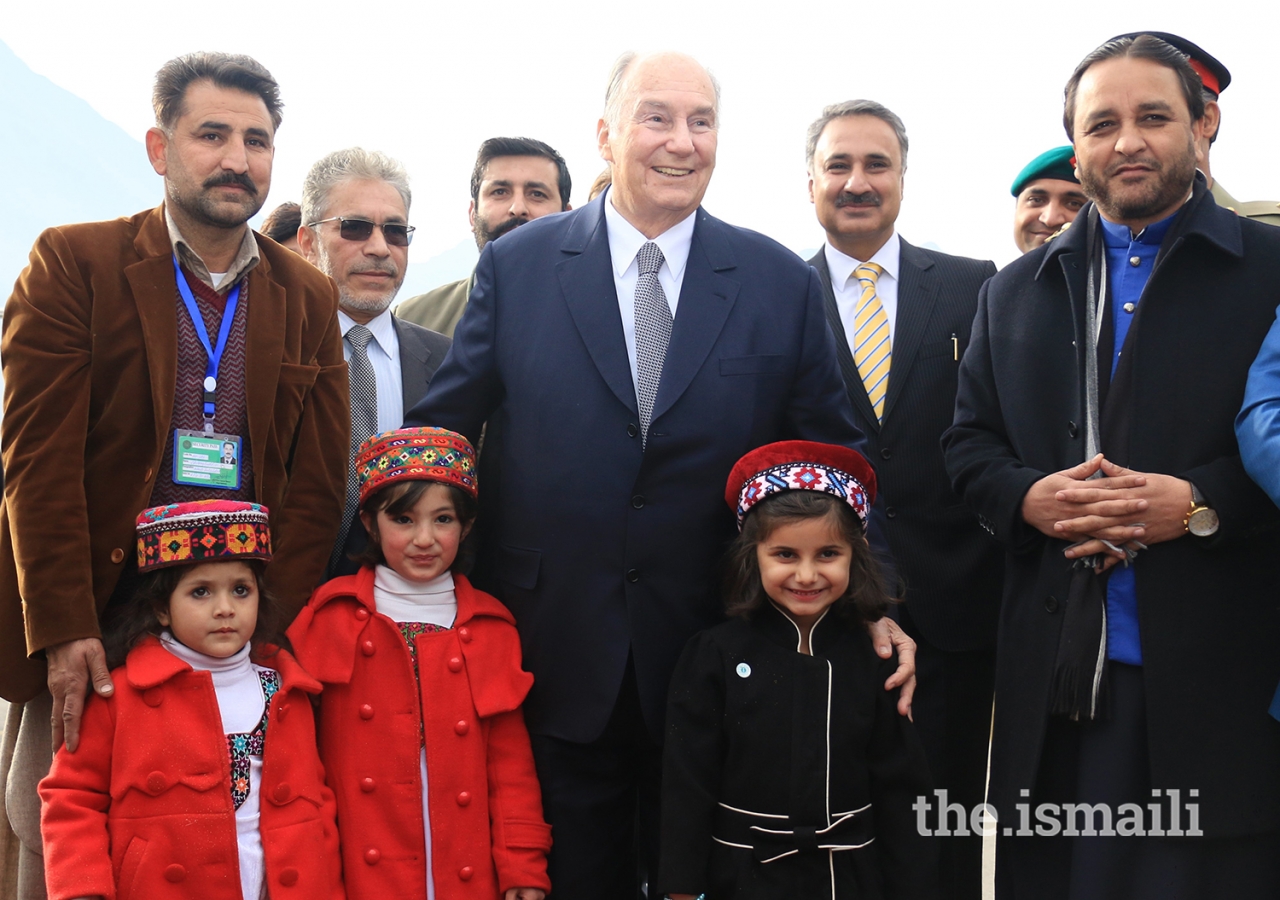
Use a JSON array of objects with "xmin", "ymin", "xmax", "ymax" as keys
[
  {"xmin": 823, "ymin": 233, "xmax": 902, "ymax": 352},
  {"xmin": 338, "ymin": 308, "xmax": 404, "ymax": 434},
  {"xmin": 603, "ymin": 188, "xmax": 697, "ymax": 395}
]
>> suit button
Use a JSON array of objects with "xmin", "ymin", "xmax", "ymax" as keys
[
  {"xmin": 459, "ymin": 866, "xmax": 474, "ymax": 881},
  {"xmin": 457, "ymin": 791, "xmax": 471, "ymax": 806},
  {"xmin": 627, "ymin": 423, "xmax": 639, "ymax": 438},
  {"xmin": 364, "ymin": 848, "xmax": 381, "ymax": 865},
  {"xmin": 631, "ymin": 494, "xmax": 645, "ymax": 509},
  {"xmin": 110, "ymin": 548, "xmax": 125, "ymax": 564},
  {"xmin": 279, "ymin": 868, "xmax": 299, "ymax": 887},
  {"xmin": 458, "ymin": 627, "xmax": 472, "ymax": 643},
  {"xmin": 455, "ymin": 719, "xmax": 470, "ymax": 735},
  {"xmin": 880, "ymin": 447, "xmax": 892, "ymax": 460},
  {"xmin": 359, "ymin": 704, "xmax": 374, "ymax": 720},
  {"xmin": 886, "ymin": 507, "xmax": 897, "ymax": 519},
  {"xmin": 355, "ymin": 607, "xmax": 370, "ymax": 620},
  {"xmin": 360, "ymin": 777, "xmax": 376, "ymax": 793},
  {"xmin": 146, "ymin": 771, "xmax": 168, "ymax": 794},
  {"xmin": 1045, "ymin": 595, "xmax": 1059, "ymax": 613},
  {"xmin": 1068, "ymin": 421, "xmax": 1080, "ymax": 439},
  {"xmin": 362, "ymin": 639, "xmax": 376, "ymax": 656},
  {"xmin": 143, "ymin": 688, "xmax": 163, "ymax": 707},
  {"xmin": 164, "ymin": 864, "xmax": 187, "ymax": 883},
  {"xmin": 144, "ymin": 466, "xmax": 154, "ymax": 481},
  {"xmin": 273, "ymin": 782, "xmax": 292, "ymax": 803},
  {"xmin": 626, "ymin": 568, "xmax": 639, "ymax": 583},
  {"xmin": 448, "ymin": 657, "xmax": 463, "ymax": 673}
]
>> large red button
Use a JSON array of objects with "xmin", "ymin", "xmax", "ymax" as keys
[
  {"xmin": 360, "ymin": 777, "xmax": 376, "ymax": 793},
  {"xmin": 454, "ymin": 719, "xmax": 469, "ymax": 735},
  {"xmin": 142, "ymin": 688, "xmax": 163, "ymax": 708},
  {"xmin": 459, "ymin": 866, "xmax": 474, "ymax": 881},
  {"xmin": 274, "ymin": 783, "xmax": 292, "ymax": 803},
  {"xmin": 456, "ymin": 791, "xmax": 471, "ymax": 806},
  {"xmin": 448, "ymin": 657, "xmax": 463, "ymax": 673},
  {"xmin": 355, "ymin": 607, "xmax": 370, "ymax": 620},
  {"xmin": 164, "ymin": 864, "xmax": 187, "ymax": 882},
  {"xmin": 458, "ymin": 627, "xmax": 472, "ymax": 643},
  {"xmin": 146, "ymin": 771, "xmax": 168, "ymax": 794},
  {"xmin": 364, "ymin": 848, "xmax": 381, "ymax": 865},
  {"xmin": 278, "ymin": 867, "xmax": 299, "ymax": 886},
  {"xmin": 360, "ymin": 704, "xmax": 374, "ymax": 720},
  {"xmin": 361, "ymin": 640, "xmax": 376, "ymax": 657}
]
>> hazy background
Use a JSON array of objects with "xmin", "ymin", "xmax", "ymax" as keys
[{"xmin": 3, "ymin": 0, "xmax": 1277, "ymax": 302}]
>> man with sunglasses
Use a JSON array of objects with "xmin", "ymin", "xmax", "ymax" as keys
[
  {"xmin": 298, "ymin": 147, "xmax": 453, "ymax": 579},
  {"xmin": 396, "ymin": 136, "xmax": 572, "ymax": 337},
  {"xmin": 1, "ymin": 52, "xmax": 348, "ymax": 898}
]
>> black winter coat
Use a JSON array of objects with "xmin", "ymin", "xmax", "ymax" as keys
[{"xmin": 657, "ymin": 603, "xmax": 937, "ymax": 899}]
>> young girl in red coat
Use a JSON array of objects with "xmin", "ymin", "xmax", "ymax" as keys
[
  {"xmin": 39, "ymin": 500, "xmax": 344, "ymax": 900},
  {"xmin": 287, "ymin": 427, "xmax": 552, "ymax": 900},
  {"xmin": 657, "ymin": 442, "xmax": 938, "ymax": 900}
]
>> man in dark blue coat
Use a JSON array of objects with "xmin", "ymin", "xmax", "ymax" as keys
[
  {"xmin": 406, "ymin": 50, "xmax": 914, "ymax": 899},
  {"xmin": 943, "ymin": 34, "xmax": 1280, "ymax": 899}
]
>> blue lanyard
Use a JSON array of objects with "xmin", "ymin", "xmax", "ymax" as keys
[{"xmin": 173, "ymin": 256, "xmax": 241, "ymax": 428}]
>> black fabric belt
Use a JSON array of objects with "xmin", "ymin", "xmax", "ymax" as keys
[{"xmin": 712, "ymin": 803, "xmax": 875, "ymax": 864}]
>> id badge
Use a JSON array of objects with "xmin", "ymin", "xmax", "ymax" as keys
[{"xmin": 173, "ymin": 429, "xmax": 242, "ymax": 490}]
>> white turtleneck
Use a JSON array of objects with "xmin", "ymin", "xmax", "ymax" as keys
[
  {"xmin": 161, "ymin": 633, "xmax": 271, "ymax": 900},
  {"xmin": 371, "ymin": 565, "xmax": 457, "ymax": 900}
]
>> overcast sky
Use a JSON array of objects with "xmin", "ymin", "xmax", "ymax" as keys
[{"xmin": 4, "ymin": 0, "xmax": 1277, "ymax": 269}]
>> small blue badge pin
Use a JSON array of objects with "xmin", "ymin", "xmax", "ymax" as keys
[{"xmin": 736, "ymin": 663, "xmax": 751, "ymax": 678}]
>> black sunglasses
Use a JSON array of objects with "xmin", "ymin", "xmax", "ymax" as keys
[{"xmin": 308, "ymin": 216, "xmax": 415, "ymax": 247}]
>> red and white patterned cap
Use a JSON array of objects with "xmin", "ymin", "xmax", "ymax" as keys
[
  {"xmin": 725, "ymin": 441, "xmax": 876, "ymax": 531},
  {"xmin": 136, "ymin": 500, "xmax": 272, "ymax": 572}
]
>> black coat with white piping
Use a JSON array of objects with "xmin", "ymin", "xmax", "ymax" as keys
[{"xmin": 657, "ymin": 603, "xmax": 937, "ymax": 899}]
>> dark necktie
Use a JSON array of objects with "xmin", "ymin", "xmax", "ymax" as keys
[
  {"xmin": 331, "ymin": 324, "xmax": 378, "ymax": 572},
  {"xmin": 634, "ymin": 242, "xmax": 672, "ymax": 447}
]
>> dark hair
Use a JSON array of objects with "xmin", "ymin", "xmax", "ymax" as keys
[
  {"xmin": 469, "ymin": 137, "xmax": 571, "ymax": 209},
  {"xmin": 1062, "ymin": 35, "xmax": 1205, "ymax": 139},
  {"xmin": 152, "ymin": 51, "xmax": 284, "ymax": 133},
  {"xmin": 262, "ymin": 201, "xmax": 302, "ymax": 243},
  {"xmin": 353, "ymin": 480, "xmax": 479, "ymax": 571},
  {"xmin": 724, "ymin": 491, "xmax": 892, "ymax": 626},
  {"xmin": 104, "ymin": 559, "xmax": 288, "ymax": 669}
]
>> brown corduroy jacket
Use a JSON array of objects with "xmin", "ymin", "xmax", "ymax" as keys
[{"xmin": 0, "ymin": 205, "xmax": 349, "ymax": 702}]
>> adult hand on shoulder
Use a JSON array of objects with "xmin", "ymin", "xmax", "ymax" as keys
[
  {"xmin": 1055, "ymin": 460, "xmax": 1192, "ymax": 548},
  {"xmin": 868, "ymin": 617, "xmax": 916, "ymax": 719},
  {"xmin": 1022, "ymin": 455, "xmax": 1149, "ymax": 545},
  {"xmin": 504, "ymin": 890, "xmax": 546, "ymax": 900},
  {"xmin": 46, "ymin": 637, "xmax": 113, "ymax": 752}
]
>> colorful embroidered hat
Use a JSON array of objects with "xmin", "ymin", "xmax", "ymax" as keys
[
  {"xmin": 136, "ymin": 500, "xmax": 272, "ymax": 572},
  {"xmin": 725, "ymin": 441, "xmax": 877, "ymax": 531},
  {"xmin": 356, "ymin": 427, "xmax": 478, "ymax": 505}
]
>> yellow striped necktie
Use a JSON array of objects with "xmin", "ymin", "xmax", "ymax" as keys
[{"xmin": 852, "ymin": 262, "xmax": 891, "ymax": 421}]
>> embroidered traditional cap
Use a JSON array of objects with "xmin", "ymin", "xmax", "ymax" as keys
[
  {"xmin": 136, "ymin": 499, "xmax": 272, "ymax": 572},
  {"xmin": 356, "ymin": 427, "xmax": 478, "ymax": 505},
  {"xmin": 1011, "ymin": 146, "xmax": 1079, "ymax": 197},
  {"xmin": 725, "ymin": 441, "xmax": 877, "ymax": 531}
]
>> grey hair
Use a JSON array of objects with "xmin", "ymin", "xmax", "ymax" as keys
[
  {"xmin": 805, "ymin": 100, "xmax": 909, "ymax": 172},
  {"xmin": 603, "ymin": 51, "xmax": 722, "ymax": 130},
  {"xmin": 301, "ymin": 147, "xmax": 412, "ymax": 226}
]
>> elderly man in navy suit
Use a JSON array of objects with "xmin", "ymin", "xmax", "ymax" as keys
[{"xmin": 406, "ymin": 51, "xmax": 914, "ymax": 899}]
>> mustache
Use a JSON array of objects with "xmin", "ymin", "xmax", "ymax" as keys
[
  {"xmin": 835, "ymin": 191, "xmax": 880, "ymax": 208},
  {"xmin": 203, "ymin": 171, "xmax": 258, "ymax": 194},
  {"xmin": 350, "ymin": 262, "xmax": 398, "ymax": 278},
  {"xmin": 488, "ymin": 216, "xmax": 530, "ymax": 241},
  {"xmin": 1105, "ymin": 157, "xmax": 1161, "ymax": 176}
]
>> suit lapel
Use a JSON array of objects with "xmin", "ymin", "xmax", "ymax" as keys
[
  {"xmin": 651, "ymin": 211, "xmax": 739, "ymax": 423},
  {"xmin": 808, "ymin": 247, "xmax": 879, "ymax": 430},
  {"xmin": 394, "ymin": 317, "xmax": 433, "ymax": 415},
  {"xmin": 244, "ymin": 254, "xmax": 286, "ymax": 494},
  {"xmin": 882, "ymin": 239, "xmax": 938, "ymax": 421},
  {"xmin": 556, "ymin": 200, "xmax": 638, "ymax": 416},
  {"xmin": 126, "ymin": 208, "xmax": 180, "ymax": 458}
]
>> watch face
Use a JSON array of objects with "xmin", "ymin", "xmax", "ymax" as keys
[{"xmin": 1188, "ymin": 508, "xmax": 1220, "ymax": 537}]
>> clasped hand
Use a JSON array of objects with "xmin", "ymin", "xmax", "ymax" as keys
[{"xmin": 1021, "ymin": 454, "xmax": 1192, "ymax": 571}]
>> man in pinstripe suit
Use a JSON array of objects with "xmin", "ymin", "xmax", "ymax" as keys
[{"xmin": 806, "ymin": 99, "xmax": 1001, "ymax": 900}]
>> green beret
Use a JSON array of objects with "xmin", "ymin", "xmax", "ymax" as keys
[{"xmin": 1011, "ymin": 146, "xmax": 1079, "ymax": 197}]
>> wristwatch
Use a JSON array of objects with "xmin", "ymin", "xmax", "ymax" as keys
[{"xmin": 1184, "ymin": 483, "xmax": 1219, "ymax": 537}]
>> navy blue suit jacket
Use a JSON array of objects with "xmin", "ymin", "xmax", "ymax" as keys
[{"xmin": 406, "ymin": 196, "xmax": 874, "ymax": 742}]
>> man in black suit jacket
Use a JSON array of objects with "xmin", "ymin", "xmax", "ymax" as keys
[
  {"xmin": 806, "ymin": 99, "xmax": 1001, "ymax": 900},
  {"xmin": 296, "ymin": 148, "xmax": 452, "ymax": 579}
]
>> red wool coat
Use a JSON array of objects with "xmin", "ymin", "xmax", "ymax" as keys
[
  {"xmin": 287, "ymin": 568, "xmax": 552, "ymax": 899},
  {"xmin": 38, "ymin": 636, "xmax": 344, "ymax": 900}
]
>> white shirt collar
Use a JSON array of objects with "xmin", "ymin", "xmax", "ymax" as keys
[
  {"xmin": 823, "ymin": 232, "xmax": 901, "ymax": 289},
  {"xmin": 603, "ymin": 187, "xmax": 697, "ymax": 281},
  {"xmin": 338, "ymin": 307, "xmax": 398, "ymax": 357}
]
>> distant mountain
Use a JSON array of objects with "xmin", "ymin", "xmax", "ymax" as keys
[{"xmin": 0, "ymin": 40, "xmax": 160, "ymax": 299}]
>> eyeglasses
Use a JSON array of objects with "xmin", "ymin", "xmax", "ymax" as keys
[{"xmin": 307, "ymin": 217, "xmax": 415, "ymax": 247}]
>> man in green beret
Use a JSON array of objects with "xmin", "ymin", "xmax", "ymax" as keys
[
  {"xmin": 1113, "ymin": 30, "xmax": 1280, "ymax": 226},
  {"xmin": 1011, "ymin": 145, "xmax": 1088, "ymax": 253}
]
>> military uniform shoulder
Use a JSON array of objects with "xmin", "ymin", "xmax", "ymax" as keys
[
  {"xmin": 1235, "ymin": 200, "xmax": 1280, "ymax": 226},
  {"xmin": 1043, "ymin": 220, "xmax": 1073, "ymax": 244}
]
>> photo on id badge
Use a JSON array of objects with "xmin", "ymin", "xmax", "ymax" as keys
[{"xmin": 174, "ymin": 429, "xmax": 243, "ymax": 490}]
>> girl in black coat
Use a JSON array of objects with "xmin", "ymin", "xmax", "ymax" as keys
[{"xmin": 658, "ymin": 441, "xmax": 937, "ymax": 900}]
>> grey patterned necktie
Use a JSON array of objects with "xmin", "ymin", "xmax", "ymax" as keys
[
  {"xmin": 331, "ymin": 324, "xmax": 378, "ymax": 571},
  {"xmin": 634, "ymin": 242, "xmax": 672, "ymax": 447}
]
